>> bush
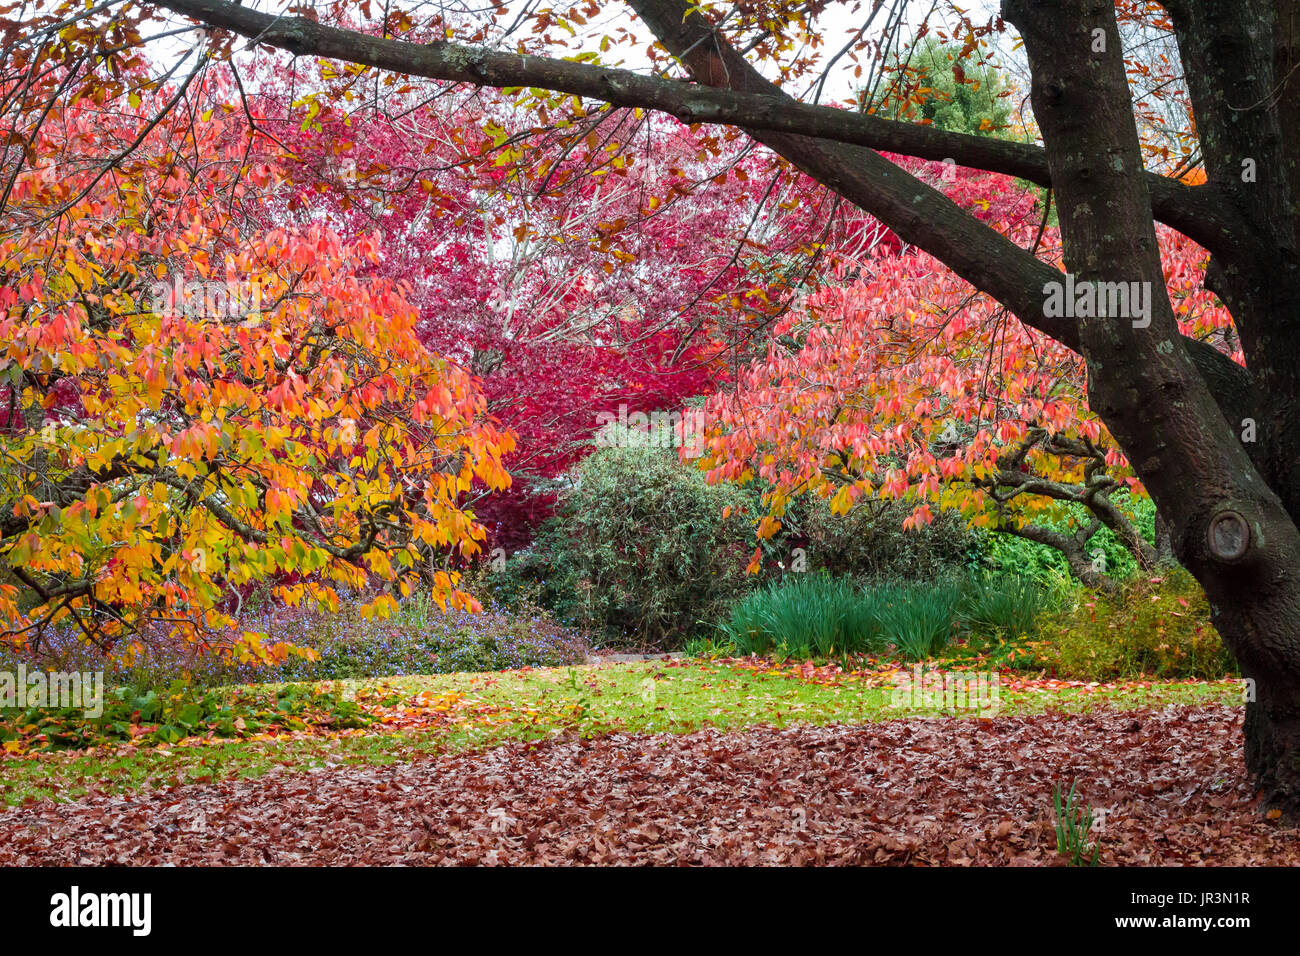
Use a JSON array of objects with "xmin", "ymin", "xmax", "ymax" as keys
[
  {"xmin": 802, "ymin": 499, "xmax": 978, "ymax": 583},
  {"xmin": 496, "ymin": 430, "xmax": 757, "ymax": 648},
  {"xmin": 1020, "ymin": 568, "xmax": 1237, "ymax": 680}
]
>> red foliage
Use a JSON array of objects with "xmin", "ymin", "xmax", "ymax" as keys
[{"xmin": 248, "ymin": 70, "xmax": 884, "ymax": 545}]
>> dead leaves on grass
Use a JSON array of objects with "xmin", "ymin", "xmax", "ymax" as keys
[
  {"xmin": 0, "ymin": 705, "xmax": 1292, "ymax": 866},
  {"xmin": 712, "ymin": 655, "xmax": 1239, "ymax": 699},
  {"xmin": 0, "ymin": 682, "xmax": 587, "ymax": 760}
]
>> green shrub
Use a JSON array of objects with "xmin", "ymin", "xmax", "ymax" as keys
[
  {"xmin": 968, "ymin": 493, "xmax": 1158, "ymax": 585},
  {"xmin": 969, "ymin": 528, "xmax": 1070, "ymax": 583},
  {"xmin": 1022, "ymin": 567, "xmax": 1237, "ymax": 680},
  {"xmin": 506, "ymin": 429, "xmax": 757, "ymax": 648},
  {"xmin": 866, "ymin": 35, "xmax": 1014, "ymax": 136},
  {"xmin": 802, "ymin": 499, "xmax": 978, "ymax": 582}
]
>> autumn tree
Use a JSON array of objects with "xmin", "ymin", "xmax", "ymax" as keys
[
  {"xmin": 10, "ymin": 0, "xmax": 1300, "ymax": 811},
  {"xmin": 0, "ymin": 65, "xmax": 513, "ymax": 658},
  {"xmin": 696, "ymin": 164, "xmax": 1231, "ymax": 592}
]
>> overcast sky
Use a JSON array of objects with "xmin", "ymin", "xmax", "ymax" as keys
[{"xmin": 142, "ymin": 0, "xmax": 1019, "ymax": 105}]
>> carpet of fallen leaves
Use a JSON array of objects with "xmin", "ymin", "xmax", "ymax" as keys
[{"xmin": 2, "ymin": 704, "xmax": 1293, "ymax": 865}]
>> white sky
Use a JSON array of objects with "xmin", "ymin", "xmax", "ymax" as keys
[{"xmin": 142, "ymin": 0, "xmax": 1016, "ymax": 105}]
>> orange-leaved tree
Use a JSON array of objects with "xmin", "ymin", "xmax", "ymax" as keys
[{"xmin": 0, "ymin": 69, "xmax": 513, "ymax": 662}]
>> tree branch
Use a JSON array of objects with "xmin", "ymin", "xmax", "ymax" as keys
[{"xmin": 144, "ymin": 0, "xmax": 1243, "ymax": 255}]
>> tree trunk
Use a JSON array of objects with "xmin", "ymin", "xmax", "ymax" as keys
[
  {"xmin": 1245, "ymin": 678, "xmax": 1300, "ymax": 810},
  {"xmin": 1153, "ymin": 512, "xmax": 1176, "ymax": 566},
  {"xmin": 1220, "ymin": 610, "xmax": 1300, "ymax": 814},
  {"xmin": 1004, "ymin": 0, "xmax": 1300, "ymax": 816}
]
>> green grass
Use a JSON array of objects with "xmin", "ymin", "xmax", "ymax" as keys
[{"xmin": 0, "ymin": 660, "xmax": 1243, "ymax": 807}]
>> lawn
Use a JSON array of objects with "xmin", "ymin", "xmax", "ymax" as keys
[
  {"xmin": 0, "ymin": 657, "xmax": 1243, "ymax": 807},
  {"xmin": 0, "ymin": 661, "xmax": 1287, "ymax": 866}
]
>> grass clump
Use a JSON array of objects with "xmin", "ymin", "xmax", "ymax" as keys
[
  {"xmin": 719, "ymin": 573, "xmax": 1049, "ymax": 662},
  {"xmin": 722, "ymin": 574, "xmax": 884, "ymax": 659},
  {"xmin": 873, "ymin": 581, "xmax": 964, "ymax": 660},
  {"xmin": 1053, "ymin": 778, "xmax": 1102, "ymax": 867},
  {"xmin": 958, "ymin": 573, "xmax": 1053, "ymax": 644}
]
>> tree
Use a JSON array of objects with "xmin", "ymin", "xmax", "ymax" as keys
[
  {"xmin": 0, "ymin": 67, "xmax": 513, "ymax": 659},
  {"xmin": 10, "ymin": 0, "xmax": 1300, "ymax": 811},
  {"xmin": 697, "ymin": 164, "xmax": 1227, "ymax": 592},
  {"xmin": 864, "ymin": 34, "xmax": 1014, "ymax": 135},
  {"xmin": 248, "ymin": 74, "xmax": 885, "ymax": 548}
]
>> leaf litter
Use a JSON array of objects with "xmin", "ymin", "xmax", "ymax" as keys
[{"xmin": 0, "ymin": 704, "xmax": 1293, "ymax": 865}]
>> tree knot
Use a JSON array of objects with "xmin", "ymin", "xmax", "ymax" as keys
[{"xmin": 1208, "ymin": 507, "xmax": 1252, "ymax": 563}]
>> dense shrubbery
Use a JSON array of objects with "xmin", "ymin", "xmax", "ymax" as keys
[
  {"xmin": 483, "ymin": 444, "xmax": 1169, "ymax": 655},
  {"xmin": 971, "ymin": 493, "xmax": 1158, "ymax": 584},
  {"xmin": 1015, "ymin": 568, "xmax": 1236, "ymax": 680},
  {"xmin": 800, "ymin": 499, "xmax": 978, "ymax": 582},
  {"xmin": 485, "ymin": 427, "xmax": 757, "ymax": 647}
]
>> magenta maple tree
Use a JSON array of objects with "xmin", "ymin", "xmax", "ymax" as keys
[{"xmin": 247, "ymin": 63, "xmax": 892, "ymax": 545}]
